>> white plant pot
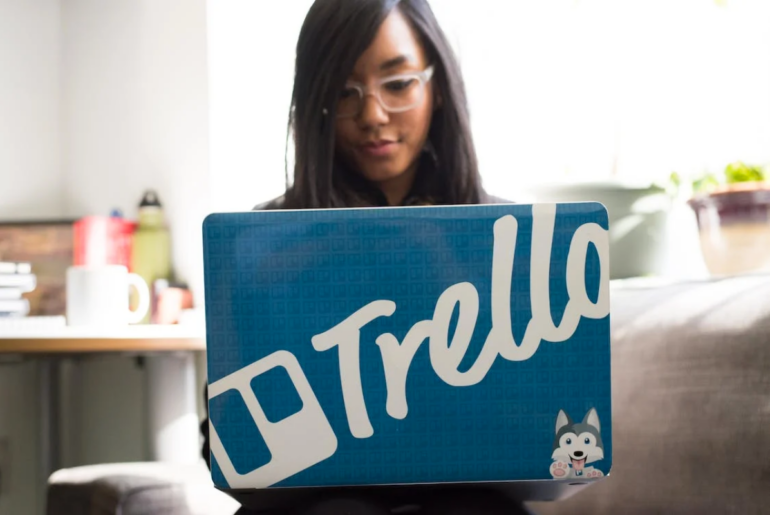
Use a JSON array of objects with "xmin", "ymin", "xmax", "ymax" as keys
[{"xmin": 526, "ymin": 182, "xmax": 672, "ymax": 280}]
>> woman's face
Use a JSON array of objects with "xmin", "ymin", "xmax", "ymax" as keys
[{"xmin": 334, "ymin": 9, "xmax": 435, "ymax": 203}]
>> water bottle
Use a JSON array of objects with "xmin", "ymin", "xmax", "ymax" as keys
[{"xmin": 130, "ymin": 190, "xmax": 171, "ymax": 324}]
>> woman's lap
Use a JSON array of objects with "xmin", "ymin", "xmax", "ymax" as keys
[{"xmin": 232, "ymin": 489, "xmax": 534, "ymax": 515}]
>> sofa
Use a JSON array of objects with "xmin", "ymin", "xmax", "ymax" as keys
[{"xmin": 47, "ymin": 274, "xmax": 770, "ymax": 514}]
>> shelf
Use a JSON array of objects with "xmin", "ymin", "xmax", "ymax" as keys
[{"xmin": 0, "ymin": 325, "xmax": 206, "ymax": 354}]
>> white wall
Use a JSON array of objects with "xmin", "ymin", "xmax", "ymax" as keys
[
  {"xmin": 0, "ymin": 1, "xmax": 62, "ymax": 512},
  {"xmin": 63, "ymin": 0, "xmax": 211, "ymax": 304},
  {"xmin": 0, "ymin": 0, "xmax": 63, "ymax": 220},
  {"xmin": 207, "ymin": 0, "xmax": 313, "ymax": 212},
  {"xmin": 0, "ymin": 1, "xmax": 210, "ymax": 513},
  {"xmin": 434, "ymin": 0, "xmax": 770, "ymax": 197}
]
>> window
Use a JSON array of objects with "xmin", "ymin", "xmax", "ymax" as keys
[{"xmin": 207, "ymin": 0, "xmax": 770, "ymax": 209}]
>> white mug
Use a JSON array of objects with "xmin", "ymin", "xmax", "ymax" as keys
[{"xmin": 66, "ymin": 265, "xmax": 150, "ymax": 327}]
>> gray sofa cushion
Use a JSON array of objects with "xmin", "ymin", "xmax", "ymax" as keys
[
  {"xmin": 530, "ymin": 274, "xmax": 770, "ymax": 515},
  {"xmin": 46, "ymin": 462, "xmax": 240, "ymax": 515}
]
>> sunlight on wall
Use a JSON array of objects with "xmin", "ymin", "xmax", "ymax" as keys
[
  {"xmin": 207, "ymin": 0, "xmax": 770, "ymax": 208},
  {"xmin": 207, "ymin": 0, "xmax": 312, "ymax": 212},
  {"xmin": 435, "ymin": 0, "xmax": 770, "ymax": 199}
]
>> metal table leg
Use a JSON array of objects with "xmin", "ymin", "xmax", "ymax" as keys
[{"xmin": 38, "ymin": 359, "xmax": 60, "ymax": 482}]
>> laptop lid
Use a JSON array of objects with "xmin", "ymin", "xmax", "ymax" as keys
[{"xmin": 203, "ymin": 202, "xmax": 611, "ymax": 505}]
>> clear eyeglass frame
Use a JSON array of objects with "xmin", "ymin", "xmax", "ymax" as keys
[{"xmin": 336, "ymin": 65, "xmax": 435, "ymax": 119}]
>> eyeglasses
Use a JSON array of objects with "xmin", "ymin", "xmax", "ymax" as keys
[{"xmin": 336, "ymin": 65, "xmax": 435, "ymax": 119}]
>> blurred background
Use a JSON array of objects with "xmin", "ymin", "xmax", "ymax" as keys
[{"xmin": 1, "ymin": 0, "xmax": 769, "ymax": 513}]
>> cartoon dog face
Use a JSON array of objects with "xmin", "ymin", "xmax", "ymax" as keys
[{"xmin": 551, "ymin": 408, "xmax": 604, "ymax": 473}]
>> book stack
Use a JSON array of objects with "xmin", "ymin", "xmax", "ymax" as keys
[{"xmin": 0, "ymin": 261, "xmax": 36, "ymax": 317}]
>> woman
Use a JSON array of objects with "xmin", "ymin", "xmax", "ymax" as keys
[
  {"xmin": 203, "ymin": 0, "xmax": 527, "ymax": 513},
  {"xmin": 271, "ymin": 0, "xmax": 490, "ymax": 209}
]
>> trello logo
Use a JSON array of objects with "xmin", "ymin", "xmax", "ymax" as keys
[{"xmin": 208, "ymin": 350, "xmax": 337, "ymax": 488}]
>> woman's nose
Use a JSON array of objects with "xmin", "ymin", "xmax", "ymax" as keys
[{"xmin": 358, "ymin": 93, "xmax": 389, "ymax": 129}]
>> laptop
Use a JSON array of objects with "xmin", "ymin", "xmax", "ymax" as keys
[{"xmin": 203, "ymin": 202, "xmax": 611, "ymax": 510}]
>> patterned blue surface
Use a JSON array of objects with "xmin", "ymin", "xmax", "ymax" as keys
[{"xmin": 203, "ymin": 203, "xmax": 612, "ymax": 489}]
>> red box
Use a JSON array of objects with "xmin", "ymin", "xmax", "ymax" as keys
[{"xmin": 73, "ymin": 216, "xmax": 137, "ymax": 270}]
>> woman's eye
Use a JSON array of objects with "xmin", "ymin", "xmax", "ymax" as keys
[
  {"xmin": 384, "ymin": 79, "xmax": 415, "ymax": 92},
  {"xmin": 340, "ymin": 87, "xmax": 358, "ymax": 99}
]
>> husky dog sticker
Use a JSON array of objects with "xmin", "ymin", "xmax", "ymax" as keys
[{"xmin": 550, "ymin": 408, "xmax": 605, "ymax": 479}]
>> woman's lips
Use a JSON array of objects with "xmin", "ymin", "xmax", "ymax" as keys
[{"xmin": 359, "ymin": 140, "xmax": 398, "ymax": 157}]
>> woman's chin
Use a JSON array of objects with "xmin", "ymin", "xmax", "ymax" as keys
[{"xmin": 359, "ymin": 166, "xmax": 410, "ymax": 185}]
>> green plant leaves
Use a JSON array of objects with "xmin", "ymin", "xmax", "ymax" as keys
[{"xmin": 724, "ymin": 161, "xmax": 766, "ymax": 184}]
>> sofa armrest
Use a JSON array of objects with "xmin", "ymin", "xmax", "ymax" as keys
[
  {"xmin": 46, "ymin": 461, "xmax": 240, "ymax": 515},
  {"xmin": 530, "ymin": 275, "xmax": 770, "ymax": 515}
]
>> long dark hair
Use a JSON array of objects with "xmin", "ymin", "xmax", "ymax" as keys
[{"xmin": 282, "ymin": 0, "xmax": 483, "ymax": 209}]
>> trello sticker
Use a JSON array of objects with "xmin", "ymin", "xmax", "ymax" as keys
[
  {"xmin": 209, "ymin": 351, "xmax": 337, "ymax": 488},
  {"xmin": 205, "ymin": 203, "xmax": 612, "ymax": 489}
]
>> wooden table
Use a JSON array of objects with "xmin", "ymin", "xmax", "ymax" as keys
[
  {"xmin": 0, "ymin": 325, "xmax": 206, "ymax": 354},
  {"xmin": 0, "ymin": 325, "xmax": 206, "ymax": 483}
]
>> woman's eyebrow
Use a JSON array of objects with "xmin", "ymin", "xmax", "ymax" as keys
[{"xmin": 379, "ymin": 54, "xmax": 414, "ymax": 71}]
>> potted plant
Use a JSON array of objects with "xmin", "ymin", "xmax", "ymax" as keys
[
  {"xmin": 684, "ymin": 162, "xmax": 770, "ymax": 276},
  {"xmin": 527, "ymin": 181, "xmax": 672, "ymax": 280}
]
